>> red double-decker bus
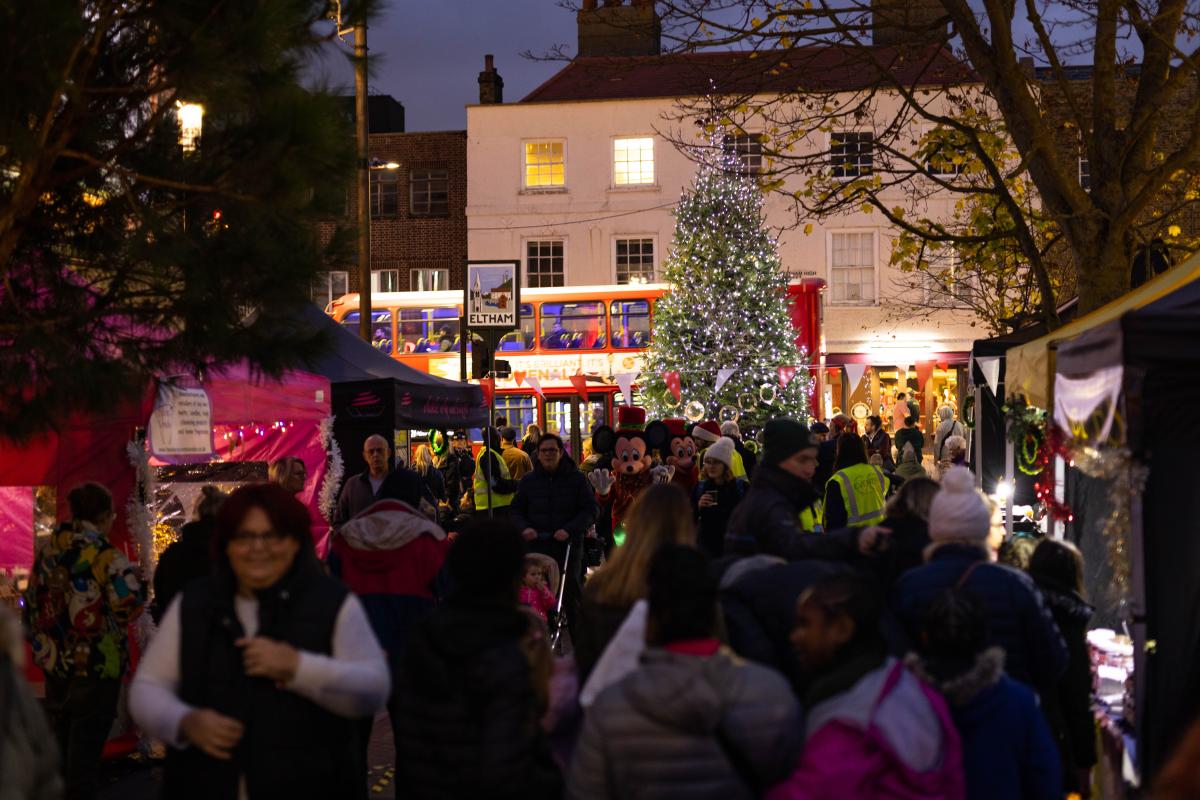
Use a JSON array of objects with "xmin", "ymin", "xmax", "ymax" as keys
[{"xmin": 327, "ymin": 279, "xmax": 823, "ymax": 447}]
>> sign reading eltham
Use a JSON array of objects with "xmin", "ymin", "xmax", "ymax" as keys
[{"xmin": 466, "ymin": 260, "xmax": 521, "ymax": 329}]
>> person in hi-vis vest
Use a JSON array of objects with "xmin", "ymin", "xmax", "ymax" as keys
[
  {"xmin": 474, "ymin": 427, "xmax": 519, "ymax": 516},
  {"xmin": 823, "ymin": 433, "xmax": 889, "ymax": 530}
]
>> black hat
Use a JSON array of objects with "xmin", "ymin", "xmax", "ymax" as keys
[{"xmin": 762, "ymin": 418, "xmax": 819, "ymax": 467}]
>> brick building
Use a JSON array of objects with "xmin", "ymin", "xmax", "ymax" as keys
[{"xmin": 313, "ymin": 94, "xmax": 470, "ymax": 305}]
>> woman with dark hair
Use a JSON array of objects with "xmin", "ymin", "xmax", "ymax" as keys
[
  {"xmin": 153, "ymin": 485, "xmax": 228, "ymax": 623},
  {"xmin": 1026, "ymin": 539, "xmax": 1097, "ymax": 797},
  {"xmin": 822, "ymin": 433, "xmax": 889, "ymax": 531},
  {"xmin": 130, "ymin": 483, "xmax": 390, "ymax": 800}
]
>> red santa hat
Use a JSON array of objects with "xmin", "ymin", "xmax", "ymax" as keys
[
  {"xmin": 692, "ymin": 420, "xmax": 722, "ymax": 445},
  {"xmin": 663, "ymin": 418, "xmax": 688, "ymax": 439}
]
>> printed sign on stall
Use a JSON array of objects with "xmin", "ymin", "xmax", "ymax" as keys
[{"xmin": 149, "ymin": 385, "xmax": 214, "ymax": 458}]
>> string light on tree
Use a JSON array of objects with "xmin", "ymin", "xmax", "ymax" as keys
[{"xmin": 642, "ymin": 128, "xmax": 811, "ymax": 427}]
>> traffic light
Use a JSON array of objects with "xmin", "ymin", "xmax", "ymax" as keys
[{"xmin": 471, "ymin": 336, "xmax": 492, "ymax": 380}]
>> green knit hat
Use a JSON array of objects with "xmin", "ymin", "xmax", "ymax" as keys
[{"xmin": 762, "ymin": 418, "xmax": 818, "ymax": 467}]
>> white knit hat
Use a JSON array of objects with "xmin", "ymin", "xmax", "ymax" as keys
[
  {"xmin": 928, "ymin": 466, "xmax": 993, "ymax": 543},
  {"xmin": 703, "ymin": 437, "xmax": 737, "ymax": 470}
]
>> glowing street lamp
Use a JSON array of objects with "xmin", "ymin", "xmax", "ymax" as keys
[{"xmin": 176, "ymin": 101, "xmax": 204, "ymax": 153}]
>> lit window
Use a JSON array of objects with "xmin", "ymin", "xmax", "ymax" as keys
[
  {"xmin": 1078, "ymin": 155, "xmax": 1091, "ymax": 190},
  {"xmin": 370, "ymin": 170, "xmax": 399, "ymax": 217},
  {"xmin": 723, "ymin": 134, "xmax": 763, "ymax": 174},
  {"xmin": 410, "ymin": 168, "xmax": 449, "ymax": 215},
  {"xmin": 540, "ymin": 301, "xmax": 605, "ymax": 350},
  {"xmin": 526, "ymin": 240, "xmax": 565, "ymax": 288},
  {"xmin": 610, "ymin": 299, "xmax": 652, "ymax": 349},
  {"xmin": 524, "ymin": 141, "xmax": 565, "ymax": 188},
  {"xmin": 830, "ymin": 132, "xmax": 874, "ymax": 179},
  {"xmin": 399, "ymin": 307, "xmax": 461, "ymax": 353},
  {"xmin": 615, "ymin": 238, "xmax": 655, "ymax": 284},
  {"xmin": 829, "ymin": 232, "xmax": 875, "ymax": 304},
  {"xmin": 341, "ymin": 310, "xmax": 394, "ymax": 353},
  {"xmin": 614, "ymin": 137, "xmax": 655, "ymax": 185}
]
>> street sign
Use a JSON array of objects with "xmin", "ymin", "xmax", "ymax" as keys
[{"xmin": 466, "ymin": 260, "xmax": 521, "ymax": 329}]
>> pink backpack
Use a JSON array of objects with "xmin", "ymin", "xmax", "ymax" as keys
[{"xmin": 769, "ymin": 662, "xmax": 965, "ymax": 800}]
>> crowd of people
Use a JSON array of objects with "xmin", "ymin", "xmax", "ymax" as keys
[{"xmin": 6, "ymin": 407, "xmax": 1199, "ymax": 799}]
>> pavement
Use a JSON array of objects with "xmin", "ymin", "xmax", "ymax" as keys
[{"xmin": 96, "ymin": 711, "xmax": 398, "ymax": 799}]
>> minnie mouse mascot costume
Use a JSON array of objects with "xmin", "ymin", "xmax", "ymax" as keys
[{"xmin": 588, "ymin": 406, "xmax": 671, "ymax": 544}]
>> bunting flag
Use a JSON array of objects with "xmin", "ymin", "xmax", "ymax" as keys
[
  {"xmin": 513, "ymin": 371, "xmax": 526, "ymax": 387},
  {"xmin": 480, "ymin": 377, "xmax": 495, "ymax": 408},
  {"xmin": 614, "ymin": 372, "xmax": 637, "ymax": 403},
  {"xmin": 714, "ymin": 368, "xmax": 737, "ymax": 393},
  {"xmin": 896, "ymin": 364, "xmax": 909, "ymax": 382},
  {"xmin": 843, "ymin": 363, "xmax": 867, "ymax": 392},
  {"xmin": 663, "ymin": 370, "xmax": 682, "ymax": 403},
  {"xmin": 778, "ymin": 365, "xmax": 798, "ymax": 388},
  {"xmin": 570, "ymin": 373, "xmax": 590, "ymax": 403},
  {"xmin": 525, "ymin": 375, "xmax": 544, "ymax": 398},
  {"xmin": 976, "ymin": 356, "xmax": 1001, "ymax": 395},
  {"xmin": 915, "ymin": 360, "xmax": 936, "ymax": 391},
  {"xmin": 936, "ymin": 361, "xmax": 949, "ymax": 371}
]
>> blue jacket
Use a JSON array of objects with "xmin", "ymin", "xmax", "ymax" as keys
[
  {"xmin": 510, "ymin": 454, "xmax": 597, "ymax": 543},
  {"xmin": 895, "ymin": 544, "xmax": 1068, "ymax": 692},
  {"xmin": 908, "ymin": 649, "xmax": 1062, "ymax": 800}
]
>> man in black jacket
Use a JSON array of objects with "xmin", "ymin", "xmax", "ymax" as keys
[
  {"xmin": 726, "ymin": 418, "xmax": 887, "ymax": 562},
  {"xmin": 511, "ymin": 433, "xmax": 598, "ymax": 636}
]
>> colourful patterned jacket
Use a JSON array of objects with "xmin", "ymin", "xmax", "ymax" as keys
[{"xmin": 24, "ymin": 521, "xmax": 145, "ymax": 680}]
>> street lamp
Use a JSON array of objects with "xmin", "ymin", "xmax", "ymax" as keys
[{"xmin": 176, "ymin": 101, "xmax": 204, "ymax": 153}]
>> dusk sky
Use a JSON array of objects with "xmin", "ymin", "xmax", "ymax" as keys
[{"xmin": 313, "ymin": 1, "xmax": 580, "ymax": 132}]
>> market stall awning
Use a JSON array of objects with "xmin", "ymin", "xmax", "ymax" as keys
[{"xmin": 1007, "ymin": 254, "xmax": 1200, "ymax": 408}]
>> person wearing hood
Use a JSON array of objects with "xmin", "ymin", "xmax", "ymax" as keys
[
  {"xmin": 569, "ymin": 545, "xmax": 802, "ymax": 799},
  {"xmin": 894, "ymin": 467, "xmax": 1068, "ymax": 698},
  {"xmin": 511, "ymin": 432, "xmax": 598, "ymax": 639},
  {"xmin": 894, "ymin": 442, "xmax": 929, "ymax": 482},
  {"xmin": 770, "ymin": 573, "xmax": 964, "ymax": 799},
  {"xmin": 1027, "ymin": 539, "xmax": 1097, "ymax": 796},
  {"xmin": 691, "ymin": 436, "xmax": 748, "ymax": 559},
  {"xmin": 905, "ymin": 589, "xmax": 1062, "ymax": 800},
  {"xmin": 153, "ymin": 485, "xmax": 227, "ymax": 623},
  {"xmin": 725, "ymin": 418, "xmax": 887, "ymax": 561},
  {"xmin": 328, "ymin": 496, "xmax": 450, "ymax": 778},
  {"xmin": 394, "ymin": 519, "xmax": 562, "ymax": 799},
  {"xmin": 933, "ymin": 405, "xmax": 966, "ymax": 466}
]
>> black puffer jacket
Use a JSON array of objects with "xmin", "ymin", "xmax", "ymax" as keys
[
  {"xmin": 725, "ymin": 465, "xmax": 861, "ymax": 561},
  {"xmin": 393, "ymin": 601, "xmax": 561, "ymax": 800},
  {"xmin": 510, "ymin": 454, "xmax": 597, "ymax": 543},
  {"xmin": 152, "ymin": 518, "xmax": 214, "ymax": 623}
]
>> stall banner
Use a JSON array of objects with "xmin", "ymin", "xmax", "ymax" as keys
[
  {"xmin": 0, "ymin": 487, "xmax": 35, "ymax": 571},
  {"xmin": 1054, "ymin": 366, "xmax": 1123, "ymax": 443},
  {"xmin": 148, "ymin": 385, "xmax": 214, "ymax": 460}
]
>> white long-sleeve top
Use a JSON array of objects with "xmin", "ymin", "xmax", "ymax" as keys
[{"xmin": 130, "ymin": 592, "xmax": 390, "ymax": 749}]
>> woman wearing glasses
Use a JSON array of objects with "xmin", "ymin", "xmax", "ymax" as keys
[{"xmin": 131, "ymin": 483, "xmax": 390, "ymax": 800}]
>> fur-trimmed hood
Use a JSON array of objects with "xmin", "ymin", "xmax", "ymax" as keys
[{"xmin": 905, "ymin": 647, "xmax": 1005, "ymax": 707}]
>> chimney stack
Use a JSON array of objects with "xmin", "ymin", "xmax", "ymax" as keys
[
  {"xmin": 870, "ymin": 0, "xmax": 949, "ymax": 48},
  {"xmin": 578, "ymin": 0, "xmax": 661, "ymax": 58},
  {"xmin": 478, "ymin": 54, "xmax": 503, "ymax": 104}
]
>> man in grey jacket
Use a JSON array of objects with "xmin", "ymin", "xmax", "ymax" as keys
[{"xmin": 568, "ymin": 545, "xmax": 802, "ymax": 799}]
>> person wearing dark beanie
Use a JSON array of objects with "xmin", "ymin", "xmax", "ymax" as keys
[
  {"xmin": 726, "ymin": 418, "xmax": 889, "ymax": 561},
  {"xmin": 394, "ymin": 518, "xmax": 562, "ymax": 798}
]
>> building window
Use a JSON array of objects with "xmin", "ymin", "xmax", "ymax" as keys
[
  {"xmin": 311, "ymin": 270, "xmax": 349, "ymax": 307},
  {"xmin": 829, "ymin": 232, "xmax": 876, "ymax": 304},
  {"xmin": 830, "ymin": 132, "xmax": 874, "ymax": 179},
  {"xmin": 371, "ymin": 269, "xmax": 400, "ymax": 293},
  {"xmin": 370, "ymin": 169, "xmax": 399, "ymax": 217},
  {"xmin": 410, "ymin": 168, "xmax": 449, "ymax": 216},
  {"xmin": 410, "ymin": 268, "xmax": 449, "ymax": 291},
  {"xmin": 925, "ymin": 134, "xmax": 969, "ymax": 176},
  {"xmin": 524, "ymin": 141, "xmax": 565, "ymax": 188},
  {"xmin": 723, "ymin": 133, "xmax": 763, "ymax": 174},
  {"xmin": 526, "ymin": 240, "xmax": 565, "ymax": 288},
  {"xmin": 923, "ymin": 250, "xmax": 975, "ymax": 307},
  {"xmin": 1078, "ymin": 155, "xmax": 1091, "ymax": 190},
  {"xmin": 615, "ymin": 238, "xmax": 655, "ymax": 284},
  {"xmin": 614, "ymin": 137, "xmax": 655, "ymax": 185}
]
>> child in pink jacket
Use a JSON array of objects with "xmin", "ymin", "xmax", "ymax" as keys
[
  {"xmin": 769, "ymin": 574, "xmax": 964, "ymax": 800},
  {"xmin": 518, "ymin": 555, "xmax": 557, "ymax": 621}
]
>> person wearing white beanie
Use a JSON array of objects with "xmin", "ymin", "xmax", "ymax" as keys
[
  {"xmin": 895, "ymin": 465, "xmax": 1068, "ymax": 694},
  {"xmin": 692, "ymin": 437, "xmax": 746, "ymax": 558},
  {"xmin": 927, "ymin": 467, "xmax": 993, "ymax": 545},
  {"xmin": 702, "ymin": 437, "xmax": 736, "ymax": 471}
]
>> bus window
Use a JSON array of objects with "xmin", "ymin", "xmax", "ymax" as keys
[
  {"xmin": 610, "ymin": 299, "xmax": 651, "ymax": 349},
  {"xmin": 399, "ymin": 307, "xmax": 461, "ymax": 353},
  {"xmin": 492, "ymin": 394, "xmax": 538, "ymax": 433},
  {"xmin": 341, "ymin": 311, "xmax": 394, "ymax": 353},
  {"xmin": 497, "ymin": 304, "xmax": 536, "ymax": 351},
  {"xmin": 545, "ymin": 394, "xmax": 608, "ymax": 458},
  {"xmin": 539, "ymin": 301, "xmax": 606, "ymax": 350}
]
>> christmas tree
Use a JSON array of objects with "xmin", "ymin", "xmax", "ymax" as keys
[{"xmin": 642, "ymin": 135, "xmax": 811, "ymax": 429}]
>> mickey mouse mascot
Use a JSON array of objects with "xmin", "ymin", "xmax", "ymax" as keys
[{"xmin": 588, "ymin": 406, "xmax": 671, "ymax": 546}]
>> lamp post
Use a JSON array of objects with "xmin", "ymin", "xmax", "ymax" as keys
[{"xmin": 354, "ymin": 20, "xmax": 371, "ymax": 343}]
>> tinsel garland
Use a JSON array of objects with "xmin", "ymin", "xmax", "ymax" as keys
[{"xmin": 317, "ymin": 416, "xmax": 343, "ymax": 523}]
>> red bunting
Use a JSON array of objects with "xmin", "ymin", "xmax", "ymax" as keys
[
  {"xmin": 480, "ymin": 377, "xmax": 495, "ymax": 407},
  {"xmin": 915, "ymin": 361, "xmax": 936, "ymax": 390},
  {"xmin": 778, "ymin": 365, "xmax": 798, "ymax": 388},
  {"xmin": 570, "ymin": 373, "xmax": 590, "ymax": 403},
  {"xmin": 513, "ymin": 371, "xmax": 526, "ymax": 387},
  {"xmin": 663, "ymin": 371, "xmax": 682, "ymax": 403}
]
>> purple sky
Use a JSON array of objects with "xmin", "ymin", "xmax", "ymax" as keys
[{"xmin": 312, "ymin": 1, "xmax": 579, "ymax": 132}]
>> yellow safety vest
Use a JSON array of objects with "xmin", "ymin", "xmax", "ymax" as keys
[
  {"xmin": 474, "ymin": 447, "xmax": 514, "ymax": 510},
  {"xmin": 798, "ymin": 498, "xmax": 824, "ymax": 534},
  {"xmin": 825, "ymin": 463, "xmax": 888, "ymax": 528}
]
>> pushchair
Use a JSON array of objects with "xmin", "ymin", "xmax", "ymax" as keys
[{"xmin": 525, "ymin": 544, "xmax": 572, "ymax": 655}]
